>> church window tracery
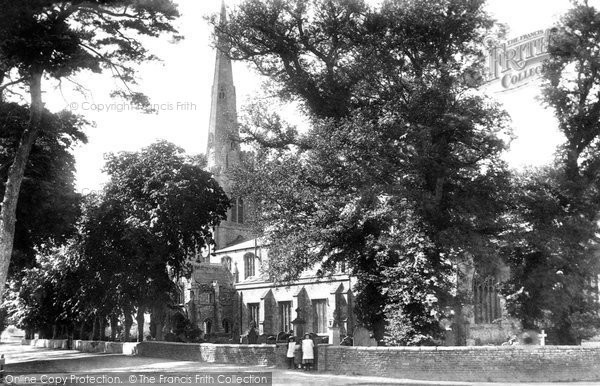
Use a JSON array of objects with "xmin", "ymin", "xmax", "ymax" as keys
[
  {"xmin": 244, "ymin": 253, "xmax": 256, "ymax": 279},
  {"xmin": 175, "ymin": 284, "xmax": 185, "ymax": 305},
  {"xmin": 248, "ymin": 303, "xmax": 259, "ymax": 327},
  {"xmin": 231, "ymin": 198, "xmax": 237, "ymax": 222},
  {"xmin": 312, "ymin": 299, "xmax": 327, "ymax": 334},
  {"xmin": 203, "ymin": 319, "xmax": 212, "ymax": 334},
  {"xmin": 238, "ymin": 198, "xmax": 244, "ymax": 224},
  {"xmin": 222, "ymin": 318, "xmax": 231, "ymax": 333},
  {"xmin": 229, "ymin": 198, "xmax": 244, "ymax": 223},
  {"xmin": 473, "ymin": 276, "xmax": 502, "ymax": 324},
  {"xmin": 280, "ymin": 301, "xmax": 292, "ymax": 332},
  {"xmin": 221, "ymin": 255, "xmax": 232, "ymax": 272}
]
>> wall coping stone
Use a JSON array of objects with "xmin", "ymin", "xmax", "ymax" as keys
[
  {"xmin": 139, "ymin": 341, "xmax": 277, "ymax": 348},
  {"xmin": 331, "ymin": 344, "xmax": 597, "ymax": 352}
]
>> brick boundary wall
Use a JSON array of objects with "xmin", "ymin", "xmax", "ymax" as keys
[{"xmin": 318, "ymin": 345, "xmax": 600, "ymax": 382}]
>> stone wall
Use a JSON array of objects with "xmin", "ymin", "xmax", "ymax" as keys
[
  {"xmin": 135, "ymin": 342, "xmax": 287, "ymax": 367},
  {"xmin": 21, "ymin": 339, "xmax": 68, "ymax": 349},
  {"xmin": 25, "ymin": 338, "xmax": 600, "ymax": 382},
  {"xmin": 318, "ymin": 345, "xmax": 600, "ymax": 382},
  {"xmin": 20, "ymin": 339, "xmax": 288, "ymax": 368},
  {"xmin": 74, "ymin": 341, "xmax": 124, "ymax": 354},
  {"xmin": 21, "ymin": 339, "xmax": 126, "ymax": 354}
]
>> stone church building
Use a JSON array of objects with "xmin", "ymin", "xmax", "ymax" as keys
[
  {"xmin": 178, "ymin": 4, "xmax": 355, "ymax": 344},
  {"xmin": 180, "ymin": 3, "xmax": 519, "ymax": 346}
]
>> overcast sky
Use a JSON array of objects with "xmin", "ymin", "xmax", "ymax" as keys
[{"xmin": 41, "ymin": 0, "xmax": 591, "ymax": 193}]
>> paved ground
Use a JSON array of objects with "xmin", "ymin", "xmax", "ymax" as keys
[{"xmin": 1, "ymin": 341, "xmax": 599, "ymax": 386}]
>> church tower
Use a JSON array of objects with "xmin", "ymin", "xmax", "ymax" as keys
[{"xmin": 207, "ymin": 1, "xmax": 249, "ymax": 249}]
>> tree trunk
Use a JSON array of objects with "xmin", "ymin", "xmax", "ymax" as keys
[
  {"xmin": 0, "ymin": 71, "xmax": 6, "ymax": 103},
  {"xmin": 90, "ymin": 315, "xmax": 98, "ymax": 341},
  {"xmin": 124, "ymin": 309, "xmax": 133, "ymax": 342},
  {"xmin": 110, "ymin": 313, "xmax": 118, "ymax": 341},
  {"xmin": 565, "ymin": 148, "xmax": 581, "ymax": 183},
  {"xmin": 151, "ymin": 304, "xmax": 165, "ymax": 341},
  {"xmin": 0, "ymin": 71, "xmax": 43, "ymax": 299},
  {"xmin": 0, "ymin": 72, "xmax": 4, "ymax": 102},
  {"xmin": 136, "ymin": 306, "xmax": 145, "ymax": 342},
  {"xmin": 98, "ymin": 316, "xmax": 105, "ymax": 341},
  {"xmin": 68, "ymin": 326, "xmax": 74, "ymax": 350}
]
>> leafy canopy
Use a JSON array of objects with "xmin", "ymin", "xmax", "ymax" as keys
[
  {"xmin": 216, "ymin": 0, "xmax": 512, "ymax": 344},
  {"xmin": 501, "ymin": 0, "xmax": 600, "ymax": 344},
  {"xmin": 0, "ymin": 102, "xmax": 87, "ymax": 274},
  {"xmin": 0, "ymin": 0, "xmax": 180, "ymax": 103},
  {"xmin": 7, "ymin": 141, "xmax": 231, "ymax": 339}
]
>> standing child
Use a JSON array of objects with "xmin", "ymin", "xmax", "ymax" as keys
[
  {"xmin": 286, "ymin": 336, "xmax": 296, "ymax": 369},
  {"xmin": 301, "ymin": 333, "xmax": 315, "ymax": 370},
  {"xmin": 294, "ymin": 338, "xmax": 302, "ymax": 369}
]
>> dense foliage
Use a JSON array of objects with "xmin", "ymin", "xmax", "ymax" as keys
[
  {"xmin": 501, "ymin": 1, "xmax": 600, "ymax": 344},
  {"xmin": 215, "ymin": 0, "xmax": 512, "ymax": 344},
  {"xmin": 0, "ymin": 102, "xmax": 87, "ymax": 275},
  {"xmin": 7, "ymin": 142, "xmax": 229, "ymax": 341},
  {"xmin": 6, "ymin": 0, "xmax": 600, "ymax": 347},
  {"xmin": 0, "ymin": 0, "xmax": 181, "ymax": 300}
]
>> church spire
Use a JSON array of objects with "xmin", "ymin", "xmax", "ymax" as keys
[
  {"xmin": 206, "ymin": 1, "xmax": 249, "ymax": 250},
  {"xmin": 220, "ymin": 0, "xmax": 227, "ymax": 24},
  {"xmin": 207, "ymin": 0, "xmax": 239, "ymax": 175}
]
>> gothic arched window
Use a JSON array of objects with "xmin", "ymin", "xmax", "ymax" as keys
[
  {"xmin": 176, "ymin": 284, "xmax": 185, "ymax": 305},
  {"xmin": 244, "ymin": 253, "xmax": 256, "ymax": 279},
  {"xmin": 221, "ymin": 255, "xmax": 232, "ymax": 272},
  {"xmin": 218, "ymin": 86, "xmax": 225, "ymax": 100},
  {"xmin": 231, "ymin": 197, "xmax": 237, "ymax": 222},
  {"xmin": 222, "ymin": 318, "xmax": 231, "ymax": 334},
  {"xmin": 203, "ymin": 319, "xmax": 212, "ymax": 334},
  {"xmin": 238, "ymin": 198, "xmax": 244, "ymax": 224},
  {"xmin": 473, "ymin": 276, "xmax": 502, "ymax": 324},
  {"xmin": 229, "ymin": 198, "xmax": 244, "ymax": 223}
]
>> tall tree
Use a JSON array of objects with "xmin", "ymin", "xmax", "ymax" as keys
[
  {"xmin": 0, "ymin": 102, "xmax": 87, "ymax": 275},
  {"xmin": 501, "ymin": 0, "xmax": 600, "ymax": 344},
  {"xmin": 215, "ymin": 0, "xmax": 511, "ymax": 343},
  {"xmin": 0, "ymin": 0, "xmax": 180, "ymax": 298},
  {"xmin": 9, "ymin": 142, "xmax": 230, "ymax": 341},
  {"xmin": 99, "ymin": 141, "xmax": 230, "ymax": 341}
]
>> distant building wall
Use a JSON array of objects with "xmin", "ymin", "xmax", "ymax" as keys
[
  {"xmin": 206, "ymin": 240, "xmax": 355, "ymax": 339},
  {"xmin": 235, "ymin": 277, "xmax": 354, "ymax": 338}
]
